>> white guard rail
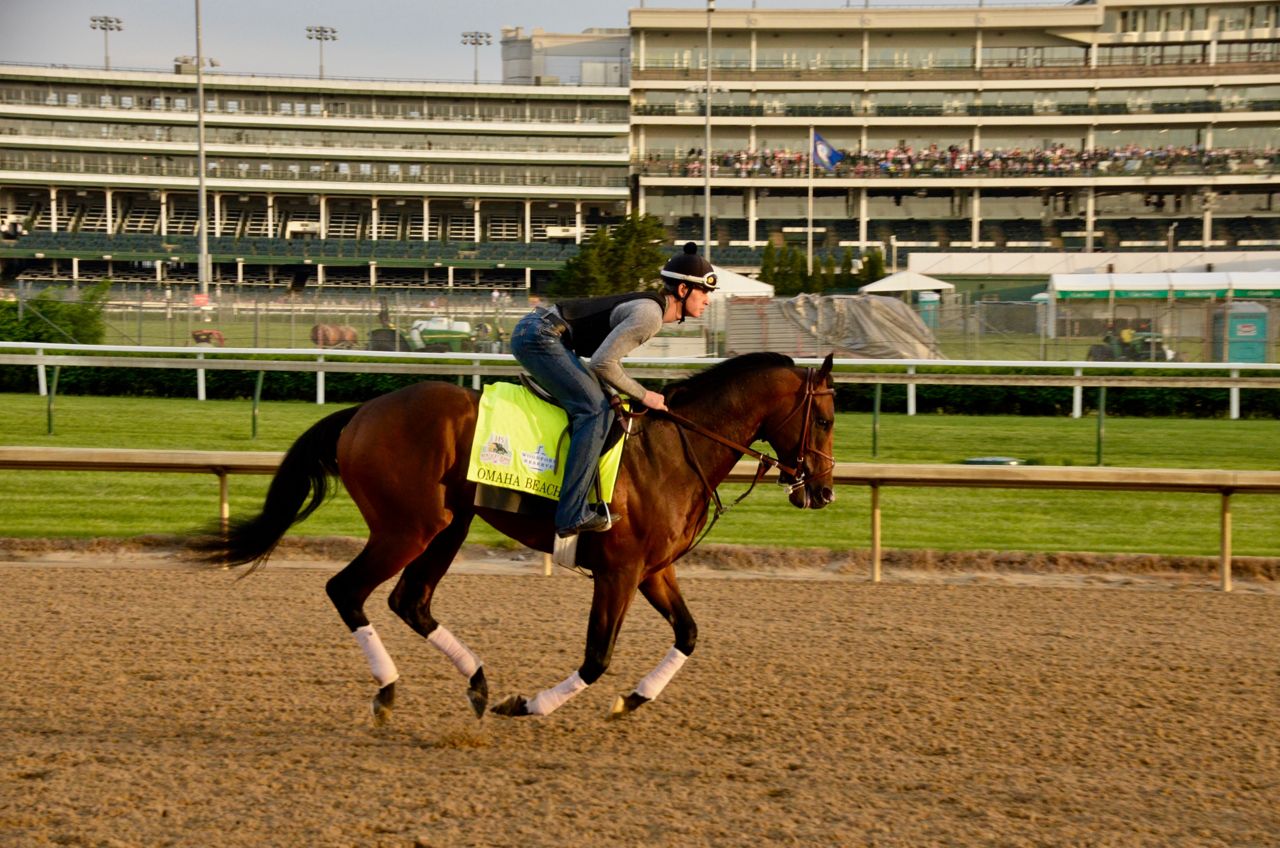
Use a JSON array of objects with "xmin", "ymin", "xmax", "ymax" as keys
[{"xmin": 2, "ymin": 446, "xmax": 1278, "ymax": 592}]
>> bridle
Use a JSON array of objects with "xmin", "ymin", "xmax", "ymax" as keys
[{"xmin": 627, "ymin": 366, "xmax": 835, "ymax": 553}]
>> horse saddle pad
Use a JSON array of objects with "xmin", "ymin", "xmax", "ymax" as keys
[{"xmin": 466, "ymin": 381, "xmax": 627, "ymax": 503}]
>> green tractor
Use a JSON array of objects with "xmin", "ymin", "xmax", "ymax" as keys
[{"xmin": 1087, "ymin": 324, "xmax": 1181, "ymax": 362}]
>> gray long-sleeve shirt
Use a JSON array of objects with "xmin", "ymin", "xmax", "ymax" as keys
[{"xmin": 586, "ymin": 298, "xmax": 664, "ymax": 399}]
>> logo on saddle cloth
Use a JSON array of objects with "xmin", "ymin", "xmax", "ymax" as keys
[{"xmin": 467, "ymin": 382, "xmax": 627, "ymax": 502}]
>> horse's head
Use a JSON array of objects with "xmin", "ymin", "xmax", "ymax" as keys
[{"xmin": 766, "ymin": 353, "xmax": 836, "ymax": 510}]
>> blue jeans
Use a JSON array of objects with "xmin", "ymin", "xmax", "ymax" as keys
[{"xmin": 509, "ymin": 310, "xmax": 614, "ymax": 532}]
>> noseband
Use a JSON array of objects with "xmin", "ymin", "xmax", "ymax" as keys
[{"xmin": 765, "ymin": 367, "xmax": 836, "ymax": 496}]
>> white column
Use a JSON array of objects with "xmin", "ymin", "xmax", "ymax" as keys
[
  {"xmin": 370, "ymin": 196, "xmax": 379, "ymax": 240},
  {"xmin": 72, "ymin": 256, "xmax": 80, "ymax": 282},
  {"xmin": 524, "ymin": 199, "xmax": 532, "ymax": 243},
  {"xmin": 369, "ymin": 261, "xmax": 377, "ymax": 287},
  {"xmin": 319, "ymin": 195, "xmax": 328, "ymax": 239},
  {"xmin": 858, "ymin": 188, "xmax": 868, "ymax": 247},
  {"xmin": 49, "ymin": 187, "xmax": 58, "ymax": 233},
  {"xmin": 747, "ymin": 187, "xmax": 757, "ymax": 244},
  {"xmin": 1085, "ymin": 187, "xmax": 1096, "ymax": 253},
  {"xmin": 575, "ymin": 200, "xmax": 583, "ymax": 244},
  {"xmin": 971, "ymin": 189, "xmax": 981, "ymax": 246},
  {"xmin": 473, "ymin": 199, "xmax": 481, "ymax": 243},
  {"xmin": 267, "ymin": 194, "xmax": 276, "ymax": 238},
  {"xmin": 213, "ymin": 192, "xmax": 222, "ymax": 237},
  {"xmin": 422, "ymin": 197, "xmax": 430, "ymax": 241},
  {"xmin": 159, "ymin": 191, "xmax": 168, "ymax": 236},
  {"xmin": 105, "ymin": 188, "xmax": 114, "ymax": 234}
]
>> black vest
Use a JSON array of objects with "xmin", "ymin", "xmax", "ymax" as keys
[{"xmin": 554, "ymin": 291, "xmax": 666, "ymax": 357}]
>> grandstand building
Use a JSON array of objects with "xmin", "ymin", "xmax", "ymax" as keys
[
  {"xmin": 630, "ymin": 0, "xmax": 1280, "ymax": 263},
  {"xmin": 1, "ymin": 0, "xmax": 1278, "ymax": 292},
  {"xmin": 0, "ymin": 64, "xmax": 629, "ymax": 290}
]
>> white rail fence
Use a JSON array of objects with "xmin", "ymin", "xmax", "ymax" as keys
[
  {"xmin": 2, "ymin": 447, "xmax": 1277, "ymax": 592},
  {"xmin": 3, "ymin": 342, "xmax": 1280, "ymax": 419}
]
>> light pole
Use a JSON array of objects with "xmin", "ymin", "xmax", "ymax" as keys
[
  {"xmin": 703, "ymin": 0, "xmax": 714, "ymax": 262},
  {"xmin": 89, "ymin": 16, "xmax": 124, "ymax": 71},
  {"xmin": 1167, "ymin": 221, "xmax": 1178, "ymax": 253},
  {"xmin": 194, "ymin": 0, "xmax": 210, "ymax": 296},
  {"xmin": 306, "ymin": 25, "xmax": 338, "ymax": 79},
  {"xmin": 461, "ymin": 31, "xmax": 492, "ymax": 85}
]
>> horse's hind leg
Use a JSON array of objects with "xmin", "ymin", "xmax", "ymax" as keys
[
  {"xmin": 326, "ymin": 533, "xmax": 430, "ymax": 722},
  {"xmin": 610, "ymin": 565, "xmax": 697, "ymax": 719},
  {"xmin": 387, "ymin": 512, "xmax": 489, "ymax": 718}
]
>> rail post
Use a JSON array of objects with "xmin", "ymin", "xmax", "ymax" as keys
[
  {"xmin": 217, "ymin": 470, "xmax": 230, "ymax": 535},
  {"xmin": 870, "ymin": 482, "xmax": 882, "ymax": 583},
  {"xmin": 46, "ymin": 365, "xmax": 61, "ymax": 435},
  {"xmin": 1220, "ymin": 490, "xmax": 1233, "ymax": 593},
  {"xmin": 316, "ymin": 354, "xmax": 325, "ymax": 405}
]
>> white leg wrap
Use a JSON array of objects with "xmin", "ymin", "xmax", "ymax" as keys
[
  {"xmin": 352, "ymin": 625, "xmax": 399, "ymax": 687},
  {"xmin": 525, "ymin": 670, "xmax": 588, "ymax": 716},
  {"xmin": 427, "ymin": 625, "xmax": 482, "ymax": 678},
  {"xmin": 634, "ymin": 647, "xmax": 689, "ymax": 701}
]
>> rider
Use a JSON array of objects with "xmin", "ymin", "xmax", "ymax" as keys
[{"xmin": 510, "ymin": 242, "xmax": 717, "ymax": 537}]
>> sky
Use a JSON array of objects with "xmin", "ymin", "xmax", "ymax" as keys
[
  {"xmin": 2, "ymin": 0, "xmax": 644, "ymax": 82},
  {"xmin": 0, "ymin": 0, "xmax": 937, "ymax": 84}
]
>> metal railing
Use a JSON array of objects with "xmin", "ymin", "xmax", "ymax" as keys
[{"xmin": 2, "ymin": 445, "xmax": 1276, "ymax": 591}]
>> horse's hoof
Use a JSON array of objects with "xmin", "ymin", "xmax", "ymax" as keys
[
  {"xmin": 372, "ymin": 682, "xmax": 396, "ymax": 726},
  {"xmin": 607, "ymin": 691, "xmax": 650, "ymax": 720},
  {"xmin": 490, "ymin": 694, "xmax": 529, "ymax": 717},
  {"xmin": 467, "ymin": 668, "xmax": 489, "ymax": 719}
]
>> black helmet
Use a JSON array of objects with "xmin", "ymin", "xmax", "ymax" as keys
[{"xmin": 661, "ymin": 242, "xmax": 717, "ymax": 292}]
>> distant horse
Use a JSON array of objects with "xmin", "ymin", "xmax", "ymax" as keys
[
  {"xmin": 195, "ymin": 352, "xmax": 836, "ymax": 721},
  {"xmin": 310, "ymin": 323, "xmax": 359, "ymax": 349}
]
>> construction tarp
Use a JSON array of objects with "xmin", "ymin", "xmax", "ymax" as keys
[
  {"xmin": 779, "ymin": 293, "xmax": 944, "ymax": 359},
  {"xmin": 858, "ymin": 271, "xmax": 955, "ymax": 294},
  {"xmin": 1049, "ymin": 271, "xmax": 1280, "ymax": 300}
]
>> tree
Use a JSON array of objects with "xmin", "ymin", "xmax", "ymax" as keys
[
  {"xmin": 0, "ymin": 281, "xmax": 108, "ymax": 344},
  {"xmin": 820, "ymin": 252, "xmax": 837, "ymax": 292},
  {"xmin": 857, "ymin": 248, "xmax": 886, "ymax": 288},
  {"xmin": 759, "ymin": 242, "xmax": 777, "ymax": 285},
  {"xmin": 839, "ymin": 248, "xmax": 855, "ymax": 290},
  {"xmin": 547, "ymin": 212, "xmax": 668, "ymax": 299}
]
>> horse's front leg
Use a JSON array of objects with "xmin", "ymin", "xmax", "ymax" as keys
[
  {"xmin": 491, "ymin": 568, "xmax": 637, "ymax": 718},
  {"xmin": 610, "ymin": 565, "xmax": 696, "ymax": 719}
]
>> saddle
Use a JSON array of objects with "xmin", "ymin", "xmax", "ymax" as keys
[{"xmin": 468, "ymin": 376, "xmax": 636, "ymax": 519}]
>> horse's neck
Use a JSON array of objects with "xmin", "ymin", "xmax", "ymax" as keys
[{"xmin": 664, "ymin": 373, "xmax": 781, "ymax": 479}]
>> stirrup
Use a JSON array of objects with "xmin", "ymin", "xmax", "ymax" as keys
[{"xmin": 552, "ymin": 503, "xmax": 612, "ymax": 567}]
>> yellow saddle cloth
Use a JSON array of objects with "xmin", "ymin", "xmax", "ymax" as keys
[{"xmin": 466, "ymin": 381, "xmax": 627, "ymax": 503}]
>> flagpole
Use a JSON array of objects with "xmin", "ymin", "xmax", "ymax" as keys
[{"xmin": 806, "ymin": 125, "xmax": 814, "ymax": 278}]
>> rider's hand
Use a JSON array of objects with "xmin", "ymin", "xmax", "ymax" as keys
[{"xmin": 641, "ymin": 390, "xmax": 668, "ymax": 412}]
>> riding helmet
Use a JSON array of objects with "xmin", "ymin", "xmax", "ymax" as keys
[{"xmin": 660, "ymin": 242, "xmax": 717, "ymax": 292}]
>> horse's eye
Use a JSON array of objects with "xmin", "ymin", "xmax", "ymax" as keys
[{"xmin": 816, "ymin": 418, "xmax": 831, "ymax": 430}]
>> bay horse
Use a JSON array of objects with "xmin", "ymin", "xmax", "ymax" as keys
[{"xmin": 197, "ymin": 352, "xmax": 835, "ymax": 721}]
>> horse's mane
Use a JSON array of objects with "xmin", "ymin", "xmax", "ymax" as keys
[{"xmin": 666, "ymin": 352, "xmax": 796, "ymax": 407}]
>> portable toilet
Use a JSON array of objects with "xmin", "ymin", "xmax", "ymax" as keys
[
  {"xmin": 1211, "ymin": 302, "xmax": 1270, "ymax": 363},
  {"xmin": 917, "ymin": 291, "xmax": 940, "ymax": 330}
]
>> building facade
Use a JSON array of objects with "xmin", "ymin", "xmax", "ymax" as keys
[
  {"xmin": 1, "ymin": 0, "xmax": 1278, "ymax": 291},
  {"xmin": 630, "ymin": 0, "xmax": 1280, "ymax": 264}
]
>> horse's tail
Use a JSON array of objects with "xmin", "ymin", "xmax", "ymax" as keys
[{"xmin": 191, "ymin": 404, "xmax": 360, "ymax": 571}]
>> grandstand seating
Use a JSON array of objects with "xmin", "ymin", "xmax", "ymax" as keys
[{"xmin": 121, "ymin": 204, "xmax": 160, "ymax": 234}]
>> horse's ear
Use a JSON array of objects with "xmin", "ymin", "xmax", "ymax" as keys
[{"xmin": 818, "ymin": 352, "xmax": 834, "ymax": 381}]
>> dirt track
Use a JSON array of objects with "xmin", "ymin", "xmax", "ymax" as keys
[{"xmin": 2, "ymin": 559, "xmax": 1277, "ymax": 847}]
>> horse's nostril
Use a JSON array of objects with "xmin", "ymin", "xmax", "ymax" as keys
[{"xmin": 820, "ymin": 487, "xmax": 835, "ymax": 504}]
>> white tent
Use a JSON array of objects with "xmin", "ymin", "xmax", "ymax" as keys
[
  {"xmin": 858, "ymin": 270, "xmax": 955, "ymax": 294},
  {"xmin": 710, "ymin": 264, "xmax": 774, "ymax": 299}
]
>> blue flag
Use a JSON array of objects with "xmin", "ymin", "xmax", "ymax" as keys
[{"xmin": 813, "ymin": 131, "xmax": 845, "ymax": 172}]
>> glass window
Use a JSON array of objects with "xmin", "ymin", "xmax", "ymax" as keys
[
  {"xmin": 66, "ymin": 93, "xmax": 80, "ymax": 106},
  {"xmin": 358, "ymin": 162, "xmax": 372, "ymax": 176},
  {"xmin": 99, "ymin": 94, "xmax": 112, "ymax": 107},
  {"xmin": 279, "ymin": 102, "xmax": 292, "ymax": 114},
  {"xmin": 225, "ymin": 99, "xmax": 238, "ymax": 113},
  {"xmin": 173, "ymin": 98, "xmax": 187, "ymax": 110}
]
